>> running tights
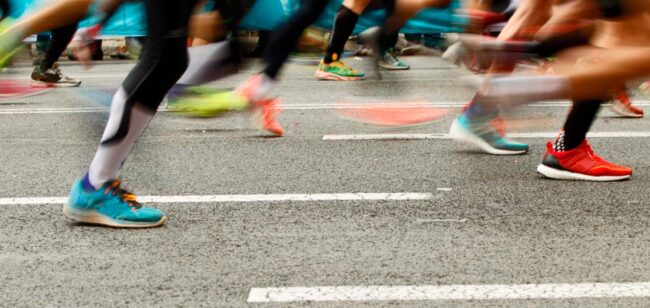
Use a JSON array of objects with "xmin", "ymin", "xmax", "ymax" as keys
[
  {"xmin": 263, "ymin": 0, "xmax": 330, "ymax": 79},
  {"xmin": 0, "ymin": 0, "xmax": 9, "ymax": 20},
  {"xmin": 41, "ymin": 24, "xmax": 78, "ymax": 70},
  {"xmin": 88, "ymin": 0, "xmax": 197, "ymax": 188}
]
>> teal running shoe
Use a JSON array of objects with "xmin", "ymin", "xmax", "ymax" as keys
[
  {"xmin": 378, "ymin": 49, "xmax": 410, "ymax": 70},
  {"xmin": 449, "ymin": 113, "xmax": 529, "ymax": 155},
  {"xmin": 64, "ymin": 179, "xmax": 167, "ymax": 228},
  {"xmin": 167, "ymin": 86, "xmax": 249, "ymax": 117}
]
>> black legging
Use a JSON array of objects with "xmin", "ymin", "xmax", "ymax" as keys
[
  {"xmin": 103, "ymin": 0, "xmax": 197, "ymax": 144},
  {"xmin": 0, "ymin": 0, "xmax": 10, "ymax": 20},
  {"xmin": 41, "ymin": 24, "xmax": 78, "ymax": 70},
  {"xmin": 263, "ymin": 0, "xmax": 329, "ymax": 79},
  {"xmin": 561, "ymin": 100, "xmax": 603, "ymax": 150}
]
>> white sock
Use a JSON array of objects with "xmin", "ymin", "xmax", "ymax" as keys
[
  {"xmin": 88, "ymin": 87, "xmax": 155, "ymax": 188},
  {"xmin": 480, "ymin": 75, "xmax": 571, "ymax": 108}
]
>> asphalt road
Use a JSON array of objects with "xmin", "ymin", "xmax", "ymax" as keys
[{"xmin": 1, "ymin": 57, "xmax": 650, "ymax": 307}]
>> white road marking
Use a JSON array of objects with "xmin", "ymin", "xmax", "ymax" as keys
[
  {"xmin": 0, "ymin": 193, "xmax": 432, "ymax": 206},
  {"xmin": 323, "ymin": 131, "xmax": 650, "ymax": 141},
  {"xmin": 416, "ymin": 218, "xmax": 467, "ymax": 223},
  {"xmin": 247, "ymin": 282, "xmax": 650, "ymax": 303},
  {"xmin": 436, "ymin": 188, "xmax": 453, "ymax": 191},
  {"xmin": 1, "ymin": 101, "xmax": 648, "ymax": 115}
]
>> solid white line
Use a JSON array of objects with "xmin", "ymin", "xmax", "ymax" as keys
[
  {"xmin": 247, "ymin": 282, "xmax": 650, "ymax": 303},
  {"xmin": 0, "ymin": 193, "xmax": 432, "ymax": 206},
  {"xmin": 323, "ymin": 131, "xmax": 650, "ymax": 141},
  {"xmin": 1, "ymin": 101, "xmax": 649, "ymax": 115}
]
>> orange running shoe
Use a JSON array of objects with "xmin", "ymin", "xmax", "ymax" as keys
[
  {"xmin": 251, "ymin": 98, "xmax": 284, "ymax": 136},
  {"xmin": 237, "ymin": 75, "xmax": 284, "ymax": 136},
  {"xmin": 537, "ymin": 140, "xmax": 632, "ymax": 181},
  {"xmin": 609, "ymin": 88, "xmax": 644, "ymax": 118}
]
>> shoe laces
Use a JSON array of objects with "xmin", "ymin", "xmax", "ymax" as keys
[
  {"xmin": 103, "ymin": 180, "xmax": 141, "ymax": 209},
  {"xmin": 382, "ymin": 50, "xmax": 400, "ymax": 65}
]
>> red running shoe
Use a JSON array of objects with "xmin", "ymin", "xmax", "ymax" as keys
[
  {"xmin": 237, "ymin": 75, "xmax": 284, "ymax": 136},
  {"xmin": 0, "ymin": 80, "xmax": 51, "ymax": 98},
  {"xmin": 537, "ymin": 140, "xmax": 632, "ymax": 181},
  {"xmin": 609, "ymin": 88, "xmax": 644, "ymax": 118},
  {"xmin": 251, "ymin": 98, "xmax": 284, "ymax": 136}
]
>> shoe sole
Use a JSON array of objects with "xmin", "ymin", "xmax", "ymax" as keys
[
  {"xmin": 63, "ymin": 203, "xmax": 168, "ymax": 228},
  {"xmin": 607, "ymin": 103, "xmax": 643, "ymax": 118},
  {"xmin": 314, "ymin": 70, "xmax": 364, "ymax": 81},
  {"xmin": 378, "ymin": 63, "xmax": 410, "ymax": 70},
  {"xmin": 449, "ymin": 119, "xmax": 527, "ymax": 155},
  {"xmin": 536, "ymin": 164, "xmax": 631, "ymax": 182},
  {"xmin": 31, "ymin": 80, "xmax": 81, "ymax": 88}
]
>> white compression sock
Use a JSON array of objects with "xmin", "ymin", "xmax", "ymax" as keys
[
  {"xmin": 88, "ymin": 87, "xmax": 155, "ymax": 188},
  {"xmin": 479, "ymin": 75, "xmax": 571, "ymax": 108}
]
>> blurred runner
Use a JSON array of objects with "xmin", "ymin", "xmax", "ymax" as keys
[
  {"xmin": 315, "ymin": 0, "xmax": 410, "ymax": 81},
  {"xmin": 455, "ymin": 0, "xmax": 650, "ymax": 181},
  {"xmin": 65, "ymin": 0, "xmax": 199, "ymax": 228}
]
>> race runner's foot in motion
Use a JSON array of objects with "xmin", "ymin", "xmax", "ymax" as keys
[
  {"xmin": 237, "ymin": 74, "xmax": 284, "ymax": 136},
  {"xmin": 31, "ymin": 62, "xmax": 81, "ymax": 87},
  {"xmin": 537, "ymin": 140, "xmax": 632, "ymax": 181},
  {"xmin": 378, "ymin": 48, "xmax": 410, "ymax": 70},
  {"xmin": 65, "ymin": 178, "xmax": 167, "ymax": 228},
  {"xmin": 608, "ymin": 87, "xmax": 644, "ymax": 118},
  {"xmin": 449, "ymin": 111, "xmax": 529, "ymax": 155},
  {"xmin": 167, "ymin": 87, "xmax": 249, "ymax": 117},
  {"xmin": 315, "ymin": 59, "xmax": 365, "ymax": 81}
]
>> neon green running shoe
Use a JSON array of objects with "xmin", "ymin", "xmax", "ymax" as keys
[
  {"xmin": 315, "ymin": 60, "xmax": 365, "ymax": 81},
  {"xmin": 167, "ymin": 86, "xmax": 249, "ymax": 118},
  {"xmin": 0, "ymin": 18, "xmax": 23, "ymax": 70}
]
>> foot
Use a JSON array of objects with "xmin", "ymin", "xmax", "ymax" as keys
[
  {"xmin": 31, "ymin": 63, "xmax": 81, "ymax": 87},
  {"xmin": 449, "ymin": 113, "xmax": 528, "ymax": 155},
  {"xmin": 237, "ymin": 75, "xmax": 284, "ymax": 136},
  {"xmin": 315, "ymin": 60, "xmax": 365, "ymax": 81},
  {"xmin": 167, "ymin": 86, "xmax": 249, "ymax": 117},
  {"xmin": 608, "ymin": 88, "xmax": 643, "ymax": 118},
  {"xmin": 251, "ymin": 98, "xmax": 284, "ymax": 136},
  {"xmin": 537, "ymin": 140, "xmax": 632, "ymax": 181},
  {"xmin": 0, "ymin": 18, "xmax": 21, "ymax": 70},
  {"xmin": 378, "ymin": 49, "xmax": 410, "ymax": 70},
  {"xmin": 64, "ymin": 179, "xmax": 167, "ymax": 228}
]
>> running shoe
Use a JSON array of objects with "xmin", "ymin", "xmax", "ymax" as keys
[
  {"xmin": 537, "ymin": 140, "xmax": 632, "ymax": 181},
  {"xmin": 237, "ymin": 75, "xmax": 284, "ymax": 136},
  {"xmin": 449, "ymin": 113, "xmax": 529, "ymax": 155},
  {"xmin": 378, "ymin": 49, "xmax": 410, "ymax": 70},
  {"xmin": 167, "ymin": 87, "xmax": 249, "ymax": 117},
  {"xmin": 0, "ymin": 80, "xmax": 52, "ymax": 98},
  {"xmin": 0, "ymin": 18, "xmax": 21, "ymax": 70},
  {"xmin": 64, "ymin": 179, "xmax": 167, "ymax": 228},
  {"xmin": 31, "ymin": 63, "xmax": 81, "ymax": 87},
  {"xmin": 608, "ymin": 88, "xmax": 643, "ymax": 118},
  {"xmin": 315, "ymin": 60, "xmax": 365, "ymax": 81},
  {"xmin": 251, "ymin": 98, "xmax": 284, "ymax": 136}
]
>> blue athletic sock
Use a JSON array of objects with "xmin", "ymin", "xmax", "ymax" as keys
[{"xmin": 82, "ymin": 172, "xmax": 97, "ymax": 192}]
